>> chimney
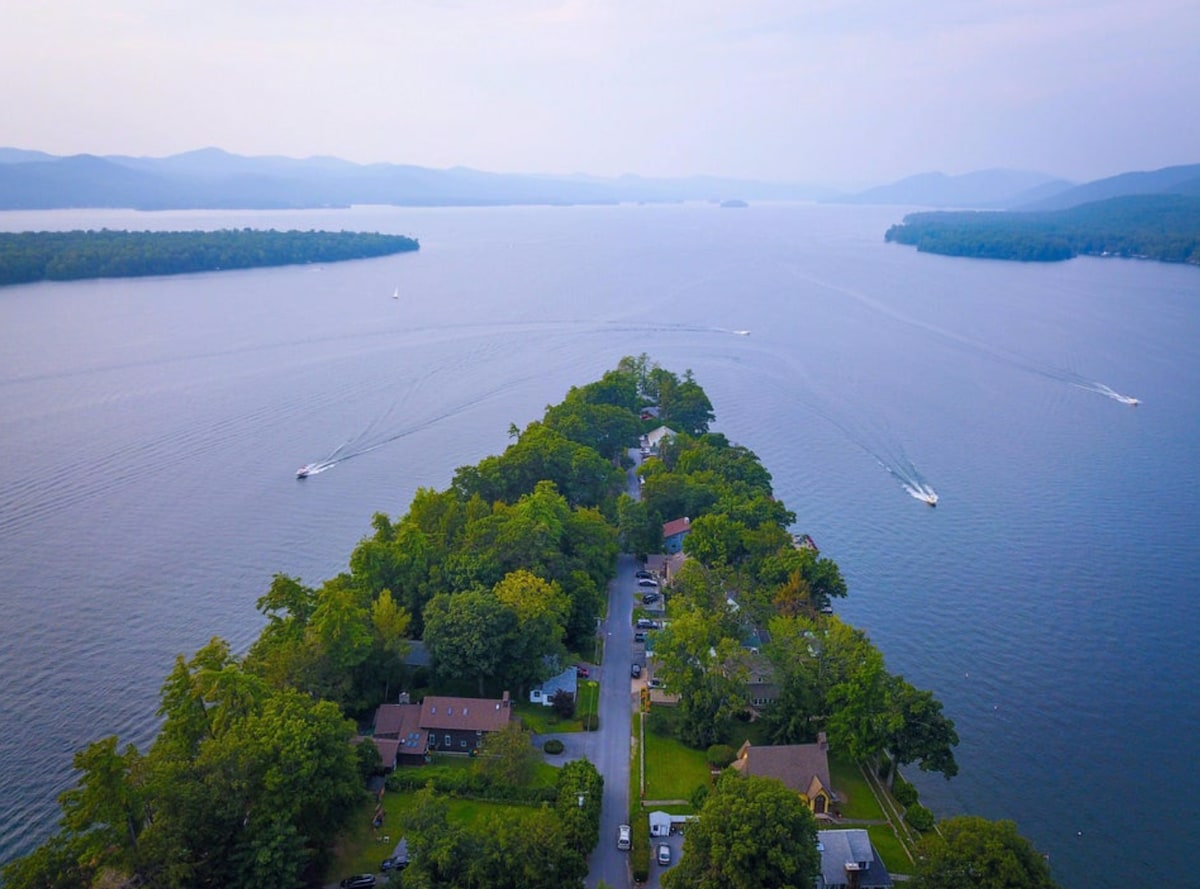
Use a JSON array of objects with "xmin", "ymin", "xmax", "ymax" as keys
[
  {"xmin": 398, "ymin": 691, "xmax": 410, "ymax": 704},
  {"xmin": 501, "ymin": 691, "xmax": 511, "ymax": 709},
  {"xmin": 817, "ymin": 731, "xmax": 828, "ymax": 751}
]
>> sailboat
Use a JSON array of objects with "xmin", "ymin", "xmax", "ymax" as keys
[{"xmin": 392, "ymin": 286, "xmax": 399, "ymax": 300}]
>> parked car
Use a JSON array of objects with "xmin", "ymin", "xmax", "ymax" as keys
[
  {"xmin": 637, "ymin": 578, "xmax": 659, "ymax": 588},
  {"xmin": 576, "ymin": 665, "xmax": 590, "ymax": 678},
  {"xmin": 618, "ymin": 824, "xmax": 632, "ymax": 850},
  {"xmin": 634, "ymin": 632, "xmax": 646, "ymax": 642},
  {"xmin": 642, "ymin": 592, "xmax": 659, "ymax": 604},
  {"xmin": 636, "ymin": 618, "xmax": 658, "ymax": 629},
  {"xmin": 657, "ymin": 843, "xmax": 672, "ymax": 866},
  {"xmin": 635, "ymin": 569, "xmax": 652, "ymax": 579},
  {"xmin": 381, "ymin": 856, "xmax": 407, "ymax": 871},
  {"xmin": 631, "ymin": 663, "xmax": 641, "ymax": 678},
  {"xmin": 648, "ymin": 678, "xmax": 666, "ymax": 689},
  {"xmin": 340, "ymin": 875, "xmax": 377, "ymax": 888}
]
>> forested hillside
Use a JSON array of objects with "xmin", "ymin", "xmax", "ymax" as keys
[
  {"xmin": 0, "ymin": 229, "xmax": 419, "ymax": 286},
  {"xmin": 884, "ymin": 193, "xmax": 1200, "ymax": 264}
]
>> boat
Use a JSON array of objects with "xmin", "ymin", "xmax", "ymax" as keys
[
  {"xmin": 392, "ymin": 286, "xmax": 399, "ymax": 300},
  {"xmin": 296, "ymin": 466, "xmax": 310, "ymax": 479},
  {"xmin": 732, "ymin": 329, "xmax": 751, "ymax": 336}
]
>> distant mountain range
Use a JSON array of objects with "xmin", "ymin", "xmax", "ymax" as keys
[
  {"xmin": 831, "ymin": 169, "xmax": 1076, "ymax": 209},
  {"xmin": 0, "ymin": 147, "xmax": 837, "ymax": 210},
  {"xmin": 829, "ymin": 163, "xmax": 1200, "ymax": 211},
  {"xmin": 1, "ymin": 147, "xmax": 1196, "ymax": 214}
]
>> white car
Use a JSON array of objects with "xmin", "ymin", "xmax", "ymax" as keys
[
  {"xmin": 618, "ymin": 824, "xmax": 631, "ymax": 850},
  {"xmin": 657, "ymin": 843, "xmax": 671, "ymax": 866}
]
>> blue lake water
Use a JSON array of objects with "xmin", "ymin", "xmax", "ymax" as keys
[{"xmin": 0, "ymin": 203, "xmax": 1197, "ymax": 886}]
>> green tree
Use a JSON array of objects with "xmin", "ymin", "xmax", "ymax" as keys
[
  {"xmin": 423, "ymin": 589, "xmax": 519, "ymax": 695},
  {"xmin": 887, "ymin": 676, "xmax": 959, "ymax": 779},
  {"xmin": 474, "ymin": 721, "xmax": 541, "ymax": 787},
  {"xmin": 911, "ymin": 816, "xmax": 1059, "ymax": 889},
  {"xmin": 662, "ymin": 773, "xmax": 820, "ymax": 889}
]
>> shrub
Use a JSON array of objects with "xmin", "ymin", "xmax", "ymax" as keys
[
  {"xmin": 582, "ymin": 713, "xmax": 600, "ymax": 732},
  {"xmin": 631, "ymin": 812, "xmax": 650, "ymax": 882},
  {"xmin": 549, "ymin": 688, "xmax": 576, "ymax": 719},
  {"xmin": 543, "ymin": 739, "xmax": 565, "ymax": 755},
  {"xmin": 892, "ymin": 776, "xmax": 919, "ymax": 808},
  {"xmin": 706, "ymin": 744, "xmax": 736, "ymax": 768},
  {"xmin": 877, "ymin": 755, "xmax": 892, "ymax": 781},
  {"xmin": 905, "ymin": 803, "xmax": 935, "ymax": 832}
]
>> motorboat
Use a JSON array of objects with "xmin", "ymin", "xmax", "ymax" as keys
[{"xmin": 296, "ymin": 466, "xmax": 311, "ymax": 479}]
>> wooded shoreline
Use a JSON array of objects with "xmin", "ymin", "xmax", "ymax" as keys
[{"xmin": 0, "ymin": 228, "xmax": 419, "ymax": 287}]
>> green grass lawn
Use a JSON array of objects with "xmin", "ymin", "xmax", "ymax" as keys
[
  {"xmin": 330, "ymin": 759, "xmax": 557, "ymax": 881},
  {"xmin": 829, "ymin": 752, "xmax": 885, "ymax": 820},
  {"xmin": 643, "ymin": 728, "xmax": 711, "ymax": 802},
  {"xmin": 514, "ymin": 680, "xmax": 599, "ymax": 734},
  {"xmin": 866, "ymin": 824, "xmax": 912, "ymax": 875}
]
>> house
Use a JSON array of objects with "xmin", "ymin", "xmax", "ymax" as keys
[
  {"xmin": 730, "ymin": 734, "xmax": 835, "ymax": 815},
  {"xmin": 645, "ymin": 551, "xmax": 687, "ymax": 584},
  {"xmin": 745, "ymin": 654, "xmax": 779, "ymax": 709},
  {"xmin": 662, "ymin": 516, "xmax": 691, "ymax": 553},
  {"xmin": 643, "ymin": 425, "xmax": 677, "ymax": 452},
  {"xmin": 529, "ymin": 666, "xmax": 577, "ymax": 707},
  {"xmin": 368, "ymin": 697, "xmax": 429, "ymax": 767},
  {"xmin": 815, "ymin": 829, "xmax": 892, "ymax": 889},
  {"xmin": 367, "ymin": 691, "xmax": 514, "ymax": 767},
  {"xmin": 422, "ymin": 692, "xmax": 513, "ymax": 753}
]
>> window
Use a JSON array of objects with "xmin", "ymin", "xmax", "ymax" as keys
[
  {"xmin": 444, "ymin": 734, "xmax": 451, "ymax": 747},
  {"xmin": 460, "ymin": 740, "xmax": 467, "ymax": 749}
]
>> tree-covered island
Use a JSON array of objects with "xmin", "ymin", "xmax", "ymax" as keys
[
  {"xmin": 0, "ymin": 228, "xmax": 419, "ymax": 287},
  {"xmin": 885, "ymin": 193, "xmax": 1200, "ymax": 264},
  {"xmin": 1, "ymin": 356, "xmax": 1057, "ymax": 889}
]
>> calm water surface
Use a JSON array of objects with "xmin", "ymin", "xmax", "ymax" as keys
[{"xmin": 1, "ymin": 203, "xmax": 1197, "ymax": 887}]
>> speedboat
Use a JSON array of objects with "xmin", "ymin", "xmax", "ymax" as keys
[{"xmin": 296, "ymin": 466, "xmax": 310, "ymax": 479}]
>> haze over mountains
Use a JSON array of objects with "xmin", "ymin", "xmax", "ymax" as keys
[{"xmin": 0, "ymin": 147, "xmax": 1197, "ymax": 213}]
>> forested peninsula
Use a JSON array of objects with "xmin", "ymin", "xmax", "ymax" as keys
[
  {"xmin": 0, "ymin": 229, "xmax": 419, "ymax": 287},
  {"xmin": 885, "ymin": 193, "xmax": 1200, "ymax": 264},
  {"xmin": 2, "ymin": 357, "xmax": 1057, "ymax": 889}
]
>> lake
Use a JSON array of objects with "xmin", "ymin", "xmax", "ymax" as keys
[{"xmin": 0, "ymin": 202, "xmax": 1196, "ymax": 887}]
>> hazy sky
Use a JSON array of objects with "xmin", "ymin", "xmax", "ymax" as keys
[{"xmin": 3, "ymin": 0, "xmax": 1196, "ymax": 187}]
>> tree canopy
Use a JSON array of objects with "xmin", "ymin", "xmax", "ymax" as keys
[
  {"xmin": 911, "ymin": 816, "xmax": 1059, "ymax": 889},
  {"xmin": 662, "ymin": 772, "xmax": 821, "ymax": 889},
  {"xmin": 0, "ymin": 228, "xmax": 419, "ymax": 286}
]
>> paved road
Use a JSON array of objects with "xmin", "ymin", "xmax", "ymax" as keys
[{"xmin": 583, "ymin": 453, "xmax": 645, "ymax": 889}]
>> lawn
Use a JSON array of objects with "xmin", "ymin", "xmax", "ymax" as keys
[
  {"xmin": 866, "ymin": 824, "xmax": 913, "ymax": 876},
  {"xmin": 515, "ymin": 680, "xmax": 599, "ymax": 734},
  {"xmin": 643, "ymin": 726, "xmax": 711, "ymax": 803},
  {"xmin": 330, "ymin": 759, "xmax": 557, "ymax": 881},
  {"xmin": 829, "ymin": 752, "xmax": 885, "ymax": 820}
]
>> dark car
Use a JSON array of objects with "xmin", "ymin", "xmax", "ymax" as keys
[
  {"xmin": 642, "ymin": 592, "xmax": 659, "ymax": 604},
  {"xmin": 635, "ymin": 570, "xmax": 653, "ymax": 579},
  {"xmin": 340, "ymin": 875, "xmax": 377, "ymax": 888},
  {"xmin": 576, "ymin": 665, "xmax": 590, "ymax": 678},
  {"xmin": 381, "ymin": 856, "xmax": 408, "ymax": 871},
  {"xmin": 631, "ymin": 663, "xmax": 641, "ymax": 678},
  {"xmin": 634, "ymin": 631, "xmax": 646, "ymax": 642}
]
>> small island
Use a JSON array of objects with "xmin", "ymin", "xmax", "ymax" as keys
[
  {"xmin": 719, "ymin": 198, "xmax": 749, "ymax": 208},
  {"xmin": 884, "ymin": 193, "xmax": 1200, "ymax": 264},
  {"xmin": 0, "ymin": 228, "xmax": 420, "ymax": 287}
]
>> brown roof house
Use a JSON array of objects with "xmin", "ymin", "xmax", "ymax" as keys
[
  {"xmin": 422, "ymin": 692, "xmax": 513, "ymax": 754},
  {"xmin": 731, "ymin": 733, "xmax": 836, "ymax": 816},
  {"xmin": 369, "ymin": 695, "xmax": 429, "ymax": 767},
  {"xmin": 367, "ymin": 691, "xmax": 513, "ymax": 767}
]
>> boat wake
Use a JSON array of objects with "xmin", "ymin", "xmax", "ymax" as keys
[
  {"xmin": 781, "ymin": 266, "xmax": 1140, "ymax": 408},
  {"xmin": 1073, "ymin": 381, "xmax": 1140, "ymax": 406}
]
